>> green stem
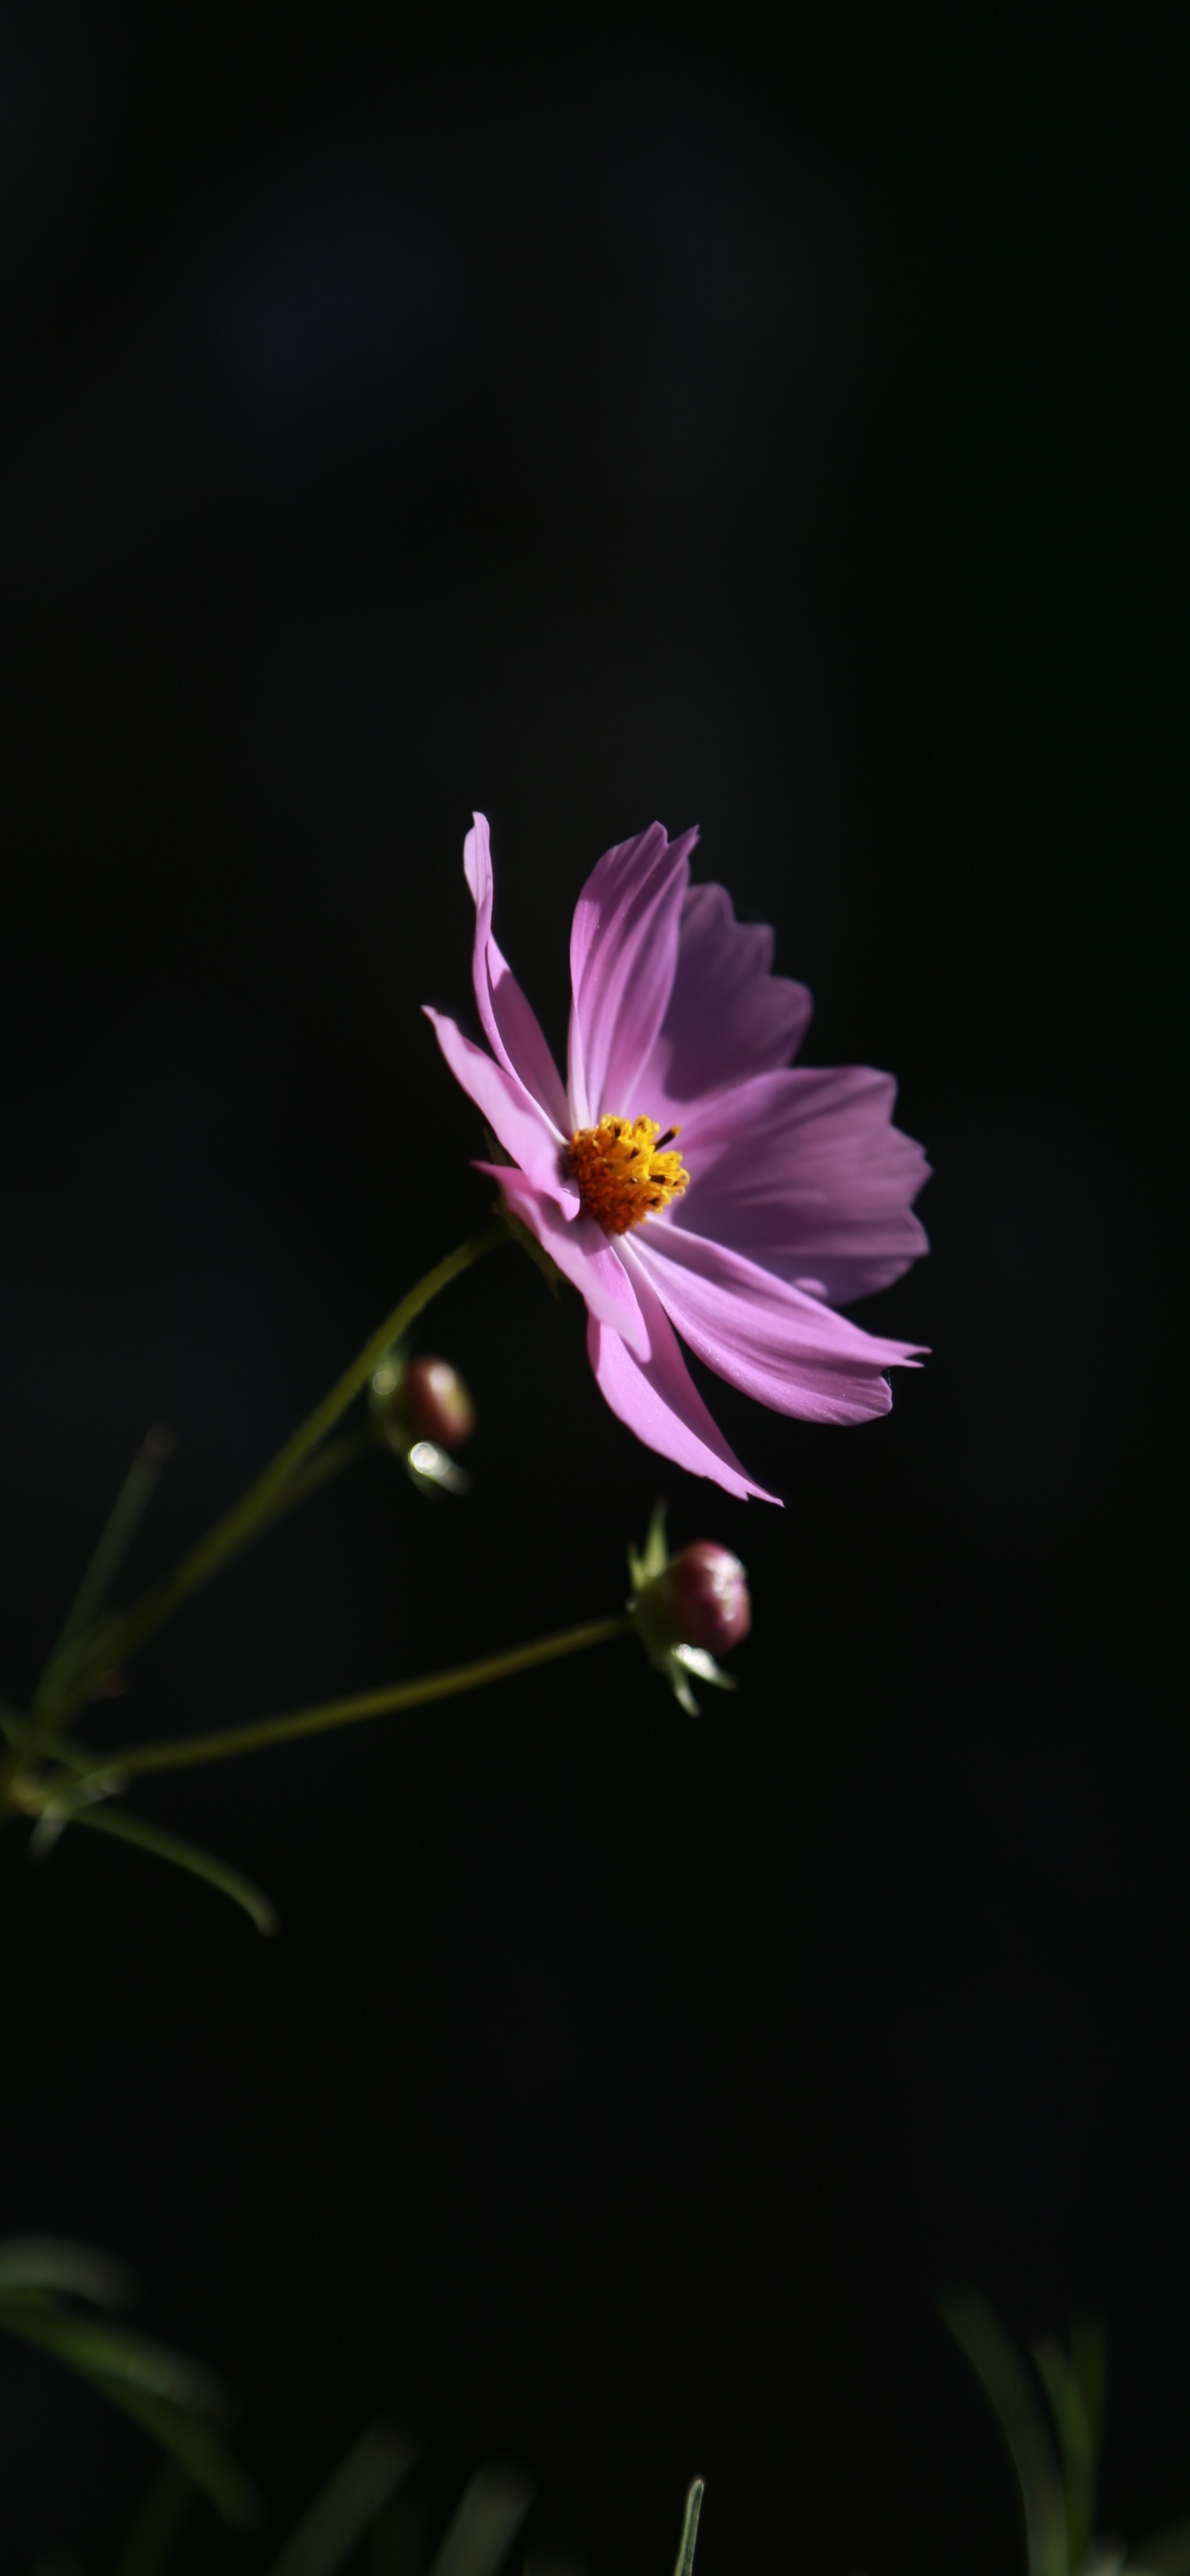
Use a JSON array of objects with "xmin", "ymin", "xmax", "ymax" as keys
[
  {"xmin": 237, "ymin": 1422, "xmax": 382, "ymax": 1538},
  {"xmin": 33, "ymin": 1219, "xmax": 511, "ymax": 1732},
  {"xmin": 60, "ymin": 1616, "xmax": 632, "ymax": 1788}
]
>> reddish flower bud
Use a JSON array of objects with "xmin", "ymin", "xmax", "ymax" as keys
[
  {"xmin": 652, "ymin": 1542, "xmax": 751, "ymax": 1655},
  {"xmin": 400, "ymin": 1357, "xmax": 476, "ymax": 1451},
  {"xmin": 628, "ymin": 1508, "xmax": 751, "ymax": 1714}
]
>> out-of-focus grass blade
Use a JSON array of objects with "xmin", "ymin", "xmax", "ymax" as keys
[
  {"xmin": 424, "ymin": 2467, "xmax": 535, "ymax": 2576},
  {"xmin": 1131, "ymin": 2518, "xmax": 1190, "ymax": 2576},
  {"xmin": 60, "ymin": 1802, "xmax": 278, "ymax": 1936},
  {"xmin": 116, "ymin": 2459, "xmax": 195, "ymax": 2576},
  {"xmin": 672, "ymin": 2479, "xmax": 703, "ymax": 2576},
  {"xmin": 268, "ymin": 2425, "xmax": 418, "ymax": 2576},
  {"xmin": 368, "ymin": 2488, "xmax": 430, "ymax": 2576},
  {"xmin": 39, "ymin": 1424, "xmax": 174, "ymax": 1686},
  {"xmin": 1069, "ymin": 2322, "xmax": 1107, "ymax": 2464},
  {"xmin": 102, "ymin": 2380, "xmax": 260, "ymax": 2527},
  {"xmin": 0, "ymin": 2237, "xmax": 132, "ymax": 2308},
  {"xmin": 0, "ymin": 2303, "xmax": 224, "ymax": 2411},
  {"xmin": 0, "ymin": 2305, "xmax": 258, "ymax": 2526},
  {"xmin": 942, "ymin": 2293, "xmax": 1068, "ymax": 2576},
  {"xmin": 1033, "ymin": 2334, "xmax": 1100, "ymax": 2574}
]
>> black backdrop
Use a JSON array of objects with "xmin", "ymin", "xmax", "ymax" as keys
[{"xmin": 1, "ymin": 6, "xmax": 1184, "ymax": 2569}]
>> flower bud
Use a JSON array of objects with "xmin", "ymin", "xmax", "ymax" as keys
[
  {"xmin": 627, "ymin": 1506, "xmax": 751, "ymax": 1714},
  {"xmin": 400, "ymin": 1357, "xmax": 476, "ymax": 1451},
  {"xmin": 649, "ymin": 1542, "xmax": 750, "ymax": 1655},
  {"xmin": 370, "ymin": 1348, "xmax": 475, "ymax": 1496}
]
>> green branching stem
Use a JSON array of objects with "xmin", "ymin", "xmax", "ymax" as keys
[
  {"xmin": 41, "ymin": 1617, "xmax": 633, "ymax": 1793},
  {"xmin": 0, "ymin": 1219, "xmax": 511, "ymax": 1813}
]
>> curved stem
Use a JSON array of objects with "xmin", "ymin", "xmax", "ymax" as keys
[
  {"xmin": 56, "ymin": 1616, "xmax": 633, "ymax": 1788},
  {"xmin": 34, "ymin": 1218, "xmax": 511, "ymax": 1733},
  {"xmin": 240, "ymin": 1421, "xmax": 383, "ymax": 1537}
]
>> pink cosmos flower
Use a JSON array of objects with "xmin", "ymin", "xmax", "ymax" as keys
[{"xmin": 425, "ymin": 816, "xmax": 928, "ymax": 1504}]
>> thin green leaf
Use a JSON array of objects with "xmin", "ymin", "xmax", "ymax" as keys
[
  {"xmin": 1, "ymin": 2304, "xmax": 223, "ymax": 2414},
  {"xmin": 116, "ymin": 2460, "xmax": 195, "ymax": 2576},
  {"xmin": 39, "ymin": 1425, "xmax": 173, "ymax": 1685},
  {"xmin": 268, "ymin": 2425, "xmax": 418, "ymax": 2576},
  {"xmin": 0, "ymin": 2306, "xmax": 257, "ymax": 2524},
  {"xmin": 1033, "ymin": 2337, "xmax": 1099, "ymax": 2573},
  {"xmin": 1070, "ymin": 2323, "xmax": 1108, "ymax": 2466},
  {"xmin": 0, "ymin": 2236, "xmax": 131, "ymax": 2308},
  {"xmin": 942, "ymin": 2293, "xmax": 1068, "ymax": 2576},
  {"xmin": 1131, "ymin": 2518, "xmax": 1190, "ymax": 2576},
  {"xmin": 100, "ymin": 2380, "xmax": 259, "ymax": 2527},
  {"xmin": 62, "ymin": 1802, "xmax": 278, "ymax": 1936},
  {"xmin": 673, "ymin": 2479, "xmax": 704, "ymax": 2576},
  {"xmin": 368, "ymin": 2491, "xmax": 430, "ymax": 2576},
  {"xmin": 425, "ymin": 2468, "xmax": 535, "ymax": 2576}
]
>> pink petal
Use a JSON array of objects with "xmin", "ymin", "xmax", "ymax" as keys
[
  {"xmin": 423, "ymin": 1008, "xmax": 571, "ymax": 1203},
  {"xmin": 634, "ymin": 1222, "xmax": 925, "ymax": 1426},
  {"xmin": 635, "ymin": 882, "xmax": 813, "ymax": 1126},
  {"xmin": 475, "ymin": 1162, "xmax": 649, "ymax": 1358},
  {"xmin": 671, "ymin": 1064, "xmax": 930, "ymax": 1303},
  {"xmin": 567, "ymin": 824, "xmax": 697, "ymax": 1127},
  {"xmin": 588, "ymin": 1249, "xmax": 780, "ymax": 1504},
  {"xmin": 463, "ymin": 815, "xmax": 570, "ymax": 1132}
]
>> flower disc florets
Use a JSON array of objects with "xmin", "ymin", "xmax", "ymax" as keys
[{"xmin": 568, "ymin": 1115, "xmax": 690, "ymax": 1237}]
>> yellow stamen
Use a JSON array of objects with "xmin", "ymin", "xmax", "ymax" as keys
[{"xmin": 568, "ymin": 1115, "xmax": 690, "ymax": 1237}]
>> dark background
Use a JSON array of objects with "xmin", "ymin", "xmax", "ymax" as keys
[{"xmin": 1, "ymin": 4, "xmax": 1184, "ymax": 2568}]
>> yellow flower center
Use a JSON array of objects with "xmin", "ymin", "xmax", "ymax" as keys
[{"xmin": 568, "ymin": 1115, "xmax": 690, "ymax": 1237}]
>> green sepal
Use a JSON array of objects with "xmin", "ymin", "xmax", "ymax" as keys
[
  {"xmin": 628, "ymin": 1500, "xmax": 671, "ymax": 1593},
  {"xmin": 628, "ymin": 1507, "xmax": 735, "ymax": 1715}
]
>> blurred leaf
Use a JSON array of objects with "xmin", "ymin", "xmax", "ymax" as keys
[
  {"xmin": 1070, "ymin": 2323, "xmax": 1108, "ymax": 2465},
  {"xmin": 1, "ymin": 2303, "xmax": 224, "ymax": 2411},
  {"xmin": 673, "ymin": 2480, "xmax": 704, "ymax": 2576},
  {"xmin": 51, "ymin": 1802, "xmax": 278, "ymax": 1936},
  {"xmin": 0, "ymin": 2237, "xmax": 131, "ymax": 2308},
  {"xmin": 116, "ymin": 2460, "xmax": 195, "ymax": 2576},
  {"xmin": 0, "ymin": 2303, "xmax": 258, "ymax": 2526},
  {"xmin": 368, "ymin": 2489, "xmax": 430, "ymax": 2576},
  {"xmin": 942, "ymin": 2292, "xmax": 1068, "ymax": 2576},
  {"xmin": 424, "ymin": 2467, "xmax": 535, "ymax": 2576},
  {"xmin": 268, "ymin": 2426, "xmax": 418, "ymax": 2576},
  {"xmin": 39, "ymin": 1424, "xmax": 173, "ymax": 1686},
  {"xmin": 99, "ymin": 2380, "xmax": 259, "ymax": 2527},
  {"xmin": 1131, "ymin": 2518, "xmax": 1190, "ymax": 2576},
  {"xmin": 1034, "ymin": 2334, "xmax": 1100, "ymax": 2572}
]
